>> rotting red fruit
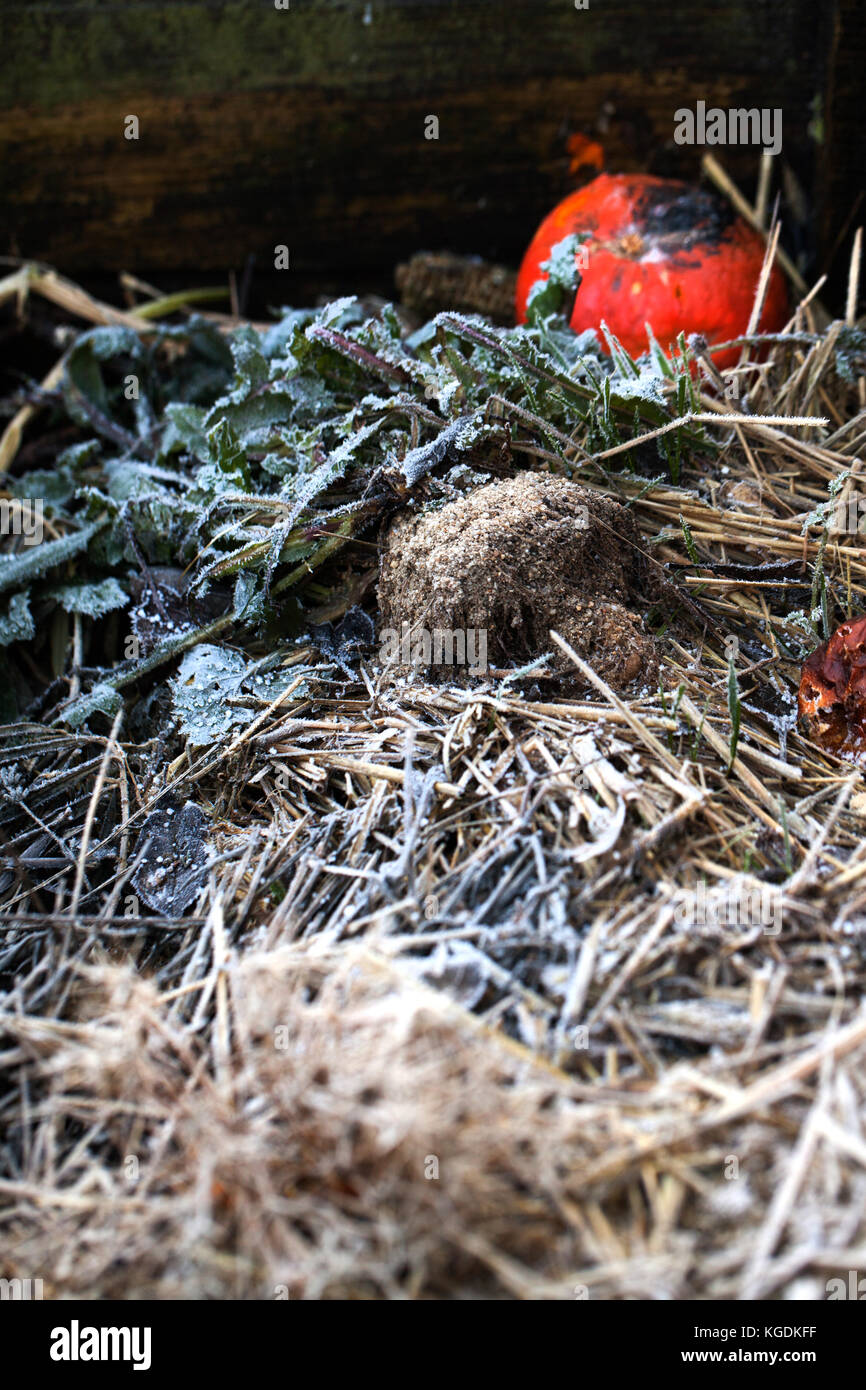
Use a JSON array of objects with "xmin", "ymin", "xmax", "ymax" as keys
[
  {"xmin": 515, "ymin": 173, "xmax": 789, "ymax": 369},
  {"xmin": 798, "ymin": 616, "xmax": 866, "ymax": 759}
]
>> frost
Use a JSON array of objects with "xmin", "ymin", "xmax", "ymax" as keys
[
  {"xmin": 191, "ymin": 419, "xmax": 251, "ymax": 496},
  {"xmin": 400, "ymin": 414, "xmax": 481, "ymax": 486},
  {"xmin": 9, "ymin": 466, "xmax": 77, "ymax": 510},
  {"xmin": 312, "ymin": 297, "xmax": 360, "ymax": 330},
  {"xmin": 171, "ymin": 642, "xmax": 313, "ymax": 742},
  {"xmin": 609, "ymin": 369, "xmax": 668, "ymax": 409},
  {"xmin": 249, "ymin": 664, "xmax": 313, "ymax": 702},
  {"xmin": 159, "ymin": 403, "xmax": 209, "ymax": 459},
  {"xmin": 63, "ymin": 326, "xmax": 143, "ymax": 426},
  {"xmin": 281, "ymin": 416, "xmax": 384, "ymax": 523},
  {"xmin": 226, "ymin": 326, "xmax": 269, "ymax": 399}
]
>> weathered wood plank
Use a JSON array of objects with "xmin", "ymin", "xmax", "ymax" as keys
[{"xmin": 0, "ymin": 0, "xmax": 855, "ymax": 294}]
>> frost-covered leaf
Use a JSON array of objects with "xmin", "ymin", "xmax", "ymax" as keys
[
  {"xmin": 226, "ymin": 326, "xmax": 269, "ymax": 399},
  {"xmin": 280, "ymin": 416, "xmax": 384, "ymax": 524},
  {"xmin": 131, "ymin": 798, "xmax": 210, "ymax": 915},
  {"xmin": 159, "ymin": 402, "xmax": 209, "ymax": 460},
  {"xmin": 63, "ymin": 326, "xmax": 143, "ymax": 424},
  {"xmin": 608, "ymin": 369, "xmax": 668, "ymax": 410},
  {"xmin": 525, "ymin": 234, "xmax": 585, "ymax": 326},
  {"xmin": 233, "ymin": 569, "xmax": 265, "ymax": 622},
  {"xmin": 599, "ymin": 320, "xmax": 642, "ymax": 378},
  {"xmin": 9, "ymin": 466, "xmax": 77, "ymax": 509},
  {"xmin": 104, "ymin": 459, "xmax": 169, "ymax": 503},
  {"xmin": 46, "ymin": 577, "xmax": 129, "ymax": 618},
  {"xmin": 316, "ymin": 297, "xmax": 361, "ymax": 330},
  {"xmin": 0, "ymin": 590, "xmax": 34, "ymax": 645},
  {"xmin": 248, "ymin": 663, "xmax": 312, "ymax": 703},
  {"xmin": 171, "ymin": 643, "xmax": 254, "ymax": 744},
  {"xmin": 206, "ymin": 384, "xmax": 316, "ymax": 441},
  {"xmin": 399, "ymin": 413, "xmax": 482, "ymax": 486},
  {"xmin": 260, "ymin": 308, "xmax": 316, "ymax": 359},
  {"xmin": 63, "ymin": 680, "xmax": 124, "ymax": 729},
  {"xmin": 0, "ymin": 519, "xmax": 105, "ymax": 595},
  {"xmin": 192, "ymin": 419, "xmax": 251, "ymax": 496},
  {"xmin": 309, "ymin": 605, "xmax": 375, "ymax": 675},
  {"xmin": 58, "ymin": 439, "xmax": 104, "ymax": 471}
]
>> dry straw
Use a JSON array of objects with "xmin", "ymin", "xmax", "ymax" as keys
[{"xmin": 2, "ymin": 184, "xmax": 866, "ymax": 1299}]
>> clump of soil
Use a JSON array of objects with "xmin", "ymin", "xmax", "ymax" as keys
[
  {"xmin": 394, "ymin": 252, "xmax": 517, "ymax": 324},
  {"xmin": 378, "ymin": 471, "xmax": 660, "ymax": 689}
]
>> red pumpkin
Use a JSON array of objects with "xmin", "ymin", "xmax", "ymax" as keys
[{"xmin": 515, "ymin": 173, "xmax": 789, "ymax": 368}]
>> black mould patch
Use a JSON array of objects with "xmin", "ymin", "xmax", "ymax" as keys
[{"xmin": 634, "ymin": 181, "xmax": 736, "ymax": 248}]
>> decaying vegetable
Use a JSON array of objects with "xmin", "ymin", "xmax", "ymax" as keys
[
  {"xmin": 515, "ymin": 172, "xmax": 789, "ymax": 366},
  {"xmin": 798, "ymin": 616, "xmax": 866, "ymax": 758}
]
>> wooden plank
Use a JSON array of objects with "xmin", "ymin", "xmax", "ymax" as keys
[
  {"xmin": 817, "ymin": 0, "xmax": 866, "ymax": 292},
  {"xmin": 0, "ymin": 0, "xmax": 850, "ymax": 289}
]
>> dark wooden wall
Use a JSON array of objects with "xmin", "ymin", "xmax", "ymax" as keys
[{"xmin": 0, "ymin": 0, "xmax": 861, "ymax": 308}]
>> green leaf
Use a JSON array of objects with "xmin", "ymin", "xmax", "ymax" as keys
[
  {"xmin": 679, "ymin": 514, "xmax": 700, "ymax": 565},
  {"xmin": 645, "ymin": 324, "xmax": 675, "ymax": 378},
  {"xmin": 57, "ymin": 613, "xmax": 237, "ymax": 729},
  {"xmin": 248, "ymin": 662, "xmax": 312, "ymax": 703},
  {"xmin": 159, "ymin": 402, "xmax": 209, "ymax": 459},
  {"xmin": 192, "ymin": 419, "xmax": 251, "ymax": 496},
  {"xmin": 9, "ymin": 467, "xmax": 77, "ymax": 509},
  {"xmin": 57, "ymin": 439, "xmax": 103, "ymax": 471},
  {"xmin": 233, "ymin": 569, "xmax": 266, "ymax": 623},
  {"xmin": 226, "ymin": 326, "xmax": 269, "ymax": 399},
  {"xmin": 279, "ymin": 415, "xmax": 384, "ymax": 519},
  {"xmin": 727, "ymin": 658, "xmax": 741, "ymax": 771},
  {"xmin": 600, "ymin": 321, "xmax": 641, "ymax": 378}
]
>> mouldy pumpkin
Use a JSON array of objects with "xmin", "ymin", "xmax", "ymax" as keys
[{"xmin": 515, "ymin": 173, "xmax": 789, "ymax": 368}]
